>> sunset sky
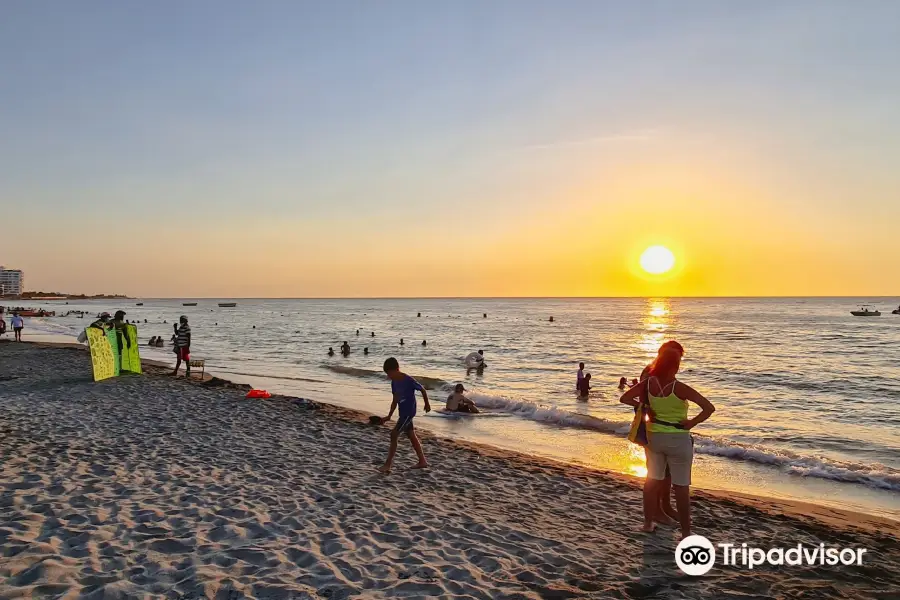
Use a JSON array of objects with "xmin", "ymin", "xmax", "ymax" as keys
[{"xmin": 2, "ymin": 1, "xmax": 899, "ymax": 297}]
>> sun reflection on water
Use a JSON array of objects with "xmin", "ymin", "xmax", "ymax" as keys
[
  {"xmin": 637, "ymin": 298, "xmax": 672, "ymax": 357},
  {"xmin": 626, "ymin": 442, "xmax": 648, "ymax": 478}
]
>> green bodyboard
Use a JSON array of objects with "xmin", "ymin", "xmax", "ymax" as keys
[
  {"xmin": 106, "ymin": 329, "xmax": 121, "ymax": 376},
  {"xmin": 120, "ymin": 324, "xmax": 142, "ymax": 374}
]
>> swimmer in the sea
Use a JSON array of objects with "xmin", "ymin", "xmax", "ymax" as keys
[
  {"xmin": 400, "ymin": 338, "xmax": 404, "ymax": 346},
  {"xmin": 328, "ymin": 347, "xmax": 335, "ymax": 357},
  {"xmin": 364, "ymin": 347, "xmax": 369, "ymax": 355},
  {"xmin": 577, "ymin": 373, "xmax": 591, "ymax": 399},
  {"xmin": 422, "ymin": 340, "xmax": 426, "ymax": 346},
  {"xmin": 341, "ymin": 341, "xmax": 351, "ymax": 356},
  {"xmin": 618, "ymin": 377, "xmax": 628, "ymax": 390}
]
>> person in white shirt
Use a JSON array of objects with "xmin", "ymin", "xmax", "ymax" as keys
[
  {"xmin": 576, "ymin": 362, "xmax": 585, "ymax": 390},
  {"xmin": 465, "ymin": 350, "xmax": 485, "ymax": 370},
  {"xmin": 10, "ymin": 313, "xmax": 24, "ymax": 342},
  {"xmin": 445, "ymin": 384, "xmax": 480, "ymax": 413}
]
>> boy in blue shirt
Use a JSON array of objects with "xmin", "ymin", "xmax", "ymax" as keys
[{"xmin": 379, "ymin": 357, "xmax": 431, "ymax": 473}]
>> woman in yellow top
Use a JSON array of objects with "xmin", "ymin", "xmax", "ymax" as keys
[{"xmin": 620, "ymin": 341, "xmax": 715, "ymax": 537}]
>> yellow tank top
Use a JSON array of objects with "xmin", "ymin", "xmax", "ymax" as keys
[{"xmin": 647, "ymin": 378, "xmax": 688, "ymax": 434}]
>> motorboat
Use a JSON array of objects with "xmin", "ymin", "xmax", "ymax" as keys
[
  {"xmin": 182, "ymin": 302, "xmax": 198, "ymax": 306},
  {"xmin": 850, "ymin": 305, "xmax": 880, "ymax": 317},
  {"xmin": 218, "ymin": 302, "xmax": 237, "ymax": 308},
  {"xmin": 8, "ymin": 309, "xmax": 55, "ymax": 317},
  {"xmin": 135, "ymin": 302, "xmax": 143, "ymax": 306}
]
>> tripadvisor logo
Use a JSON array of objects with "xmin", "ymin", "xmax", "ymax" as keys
[
  {"xmin": 675, "ymin": 535, "xmax": 716, "ymax": 575},
  {"xmin": 675, "ymin": 535, "xmax": 867, "ymax": 576}
]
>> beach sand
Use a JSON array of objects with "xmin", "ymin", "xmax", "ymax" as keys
[{"xmin": 0, "ymin": 342, "xmax": 898, "ymax": 599}]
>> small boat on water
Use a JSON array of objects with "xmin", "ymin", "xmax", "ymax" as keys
[
  {"xmin": 183, "ymin": 302, "xmax": 198, "ymax": 306},
  {"xmin": 851, "ymin": 305, "xmax": 880, "ymax": 317},
  {"xmin": 9, "ymin": 309, "xmax": 55, "ymax": 317},
  {"xmin": 135, "ymin": 302, "xmax": 143, "ymax": 306},
  {"xmin": 892, "ymin": 305, "xmax": 900, "ymax": 315},
  {"xmin": 218, "ymin": 302, "xmax": 237, "ymax": 308}
]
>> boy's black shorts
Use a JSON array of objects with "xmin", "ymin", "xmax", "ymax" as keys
[{"xmin": 393, "ymin": 415, "xmax": 415, "ymax": 434}]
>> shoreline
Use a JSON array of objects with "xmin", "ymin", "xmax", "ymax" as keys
[
  {"xmin": 1, "ymin": 341, "xmax": 898, "ymax": 598},
  {"xmin": 16, "ymin": 338, "xmax": 900, "ymax": 533}
]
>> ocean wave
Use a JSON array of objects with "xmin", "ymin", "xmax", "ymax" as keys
[
  {"xmin": 693, "ymin": 437, "xmax": 900, "ymax": 491},
  {"xmin": 321, "ymin": 364, "xmax": 449, "ymax": 390},
  {"xmin": 469, "ymin": 392, "xmax": 630, "ymax": 435},
  {"xmin": 25, "ymin": 318, "xmax": 81, "ymax": 337},
  {"xmin": 467, "ymin": 391, "xmax": 900, "ymax": 492}
]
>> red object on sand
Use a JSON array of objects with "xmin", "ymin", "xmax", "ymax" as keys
[{"xmin": 246, "ymin": 389, "xmax": 271, "ymax": 399}]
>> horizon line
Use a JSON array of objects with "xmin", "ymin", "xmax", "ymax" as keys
[{"xmin": 30, "ymin": 295, "xmax": 900, "ymax": 301}]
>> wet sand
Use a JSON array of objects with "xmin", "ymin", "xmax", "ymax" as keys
[{"xmin": 1, "ymin": 341, "xmax": 898, "ymax": 599}]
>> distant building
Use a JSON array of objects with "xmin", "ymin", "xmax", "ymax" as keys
[{"xmin": 0, "ymin": 266, "xmax": 24, "ymax": 296}]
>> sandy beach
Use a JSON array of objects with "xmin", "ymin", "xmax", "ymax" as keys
[{"xmin": 1, "ymin": 341, "xmax": 898, "ymax": 599}]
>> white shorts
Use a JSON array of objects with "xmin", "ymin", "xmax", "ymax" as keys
[{"xmin": 646, "ymin": 432, "xmax": 693, "ymax": 486}]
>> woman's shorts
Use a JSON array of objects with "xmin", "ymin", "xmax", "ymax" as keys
[{"xmin": 646, "ymin": 432, "xmax": 693, "ymax": 486}]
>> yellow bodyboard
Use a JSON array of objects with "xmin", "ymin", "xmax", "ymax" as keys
[{"xmin": 86, "ymin": 328, "xmax": 116, "ymax": 382}]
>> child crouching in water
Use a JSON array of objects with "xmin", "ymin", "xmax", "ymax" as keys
[{"xmin": 379, "ymin": 357, "xmax": 431, "ymax": 473}]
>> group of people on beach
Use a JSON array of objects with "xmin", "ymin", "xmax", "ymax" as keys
[
  {"xmin": 68, "ymin": 307, "xmax": 714, "ymax": 537},
  {"xmin": 377, "ymin": 340, "xmax": 714, "ymax": 538},
  {"xmin": 85, "ymin": 311, "xmax": 193, "ymax": 377}
]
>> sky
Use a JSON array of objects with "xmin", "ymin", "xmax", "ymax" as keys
[{"xmin": 2, "ymin": 1, "xmax": 899, "ymax": 297}]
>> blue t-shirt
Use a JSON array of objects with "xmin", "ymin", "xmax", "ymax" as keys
[{"xmin": 392, "ymin": 375, "xmax": 424, "ymax": 419}]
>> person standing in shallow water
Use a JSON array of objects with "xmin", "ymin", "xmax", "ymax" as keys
[
  {"xmin": 171, "ymin": 316, "xmax": 192, "ymax": 377},
  {"xmin": 620, "ymin": 341, "xmax": 715, "ymax": 537}
]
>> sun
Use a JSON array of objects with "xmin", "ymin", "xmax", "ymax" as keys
[{"xmin": 640, "ymin": 246, "xmax": 676, "ymax": 275}]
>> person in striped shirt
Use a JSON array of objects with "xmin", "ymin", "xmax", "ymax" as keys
[{"xmin": 171, "ymin": 315, "xmax": 192, "ymax": 377}]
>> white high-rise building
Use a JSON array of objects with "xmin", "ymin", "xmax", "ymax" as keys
[{"xmin": 0, "ymin": 266, "xmax": 24, "ymax": 296}]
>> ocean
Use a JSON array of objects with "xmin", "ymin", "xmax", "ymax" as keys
[{"xmin": 23, "ymin": 297, "xmax": 900, "ymax": 519}]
